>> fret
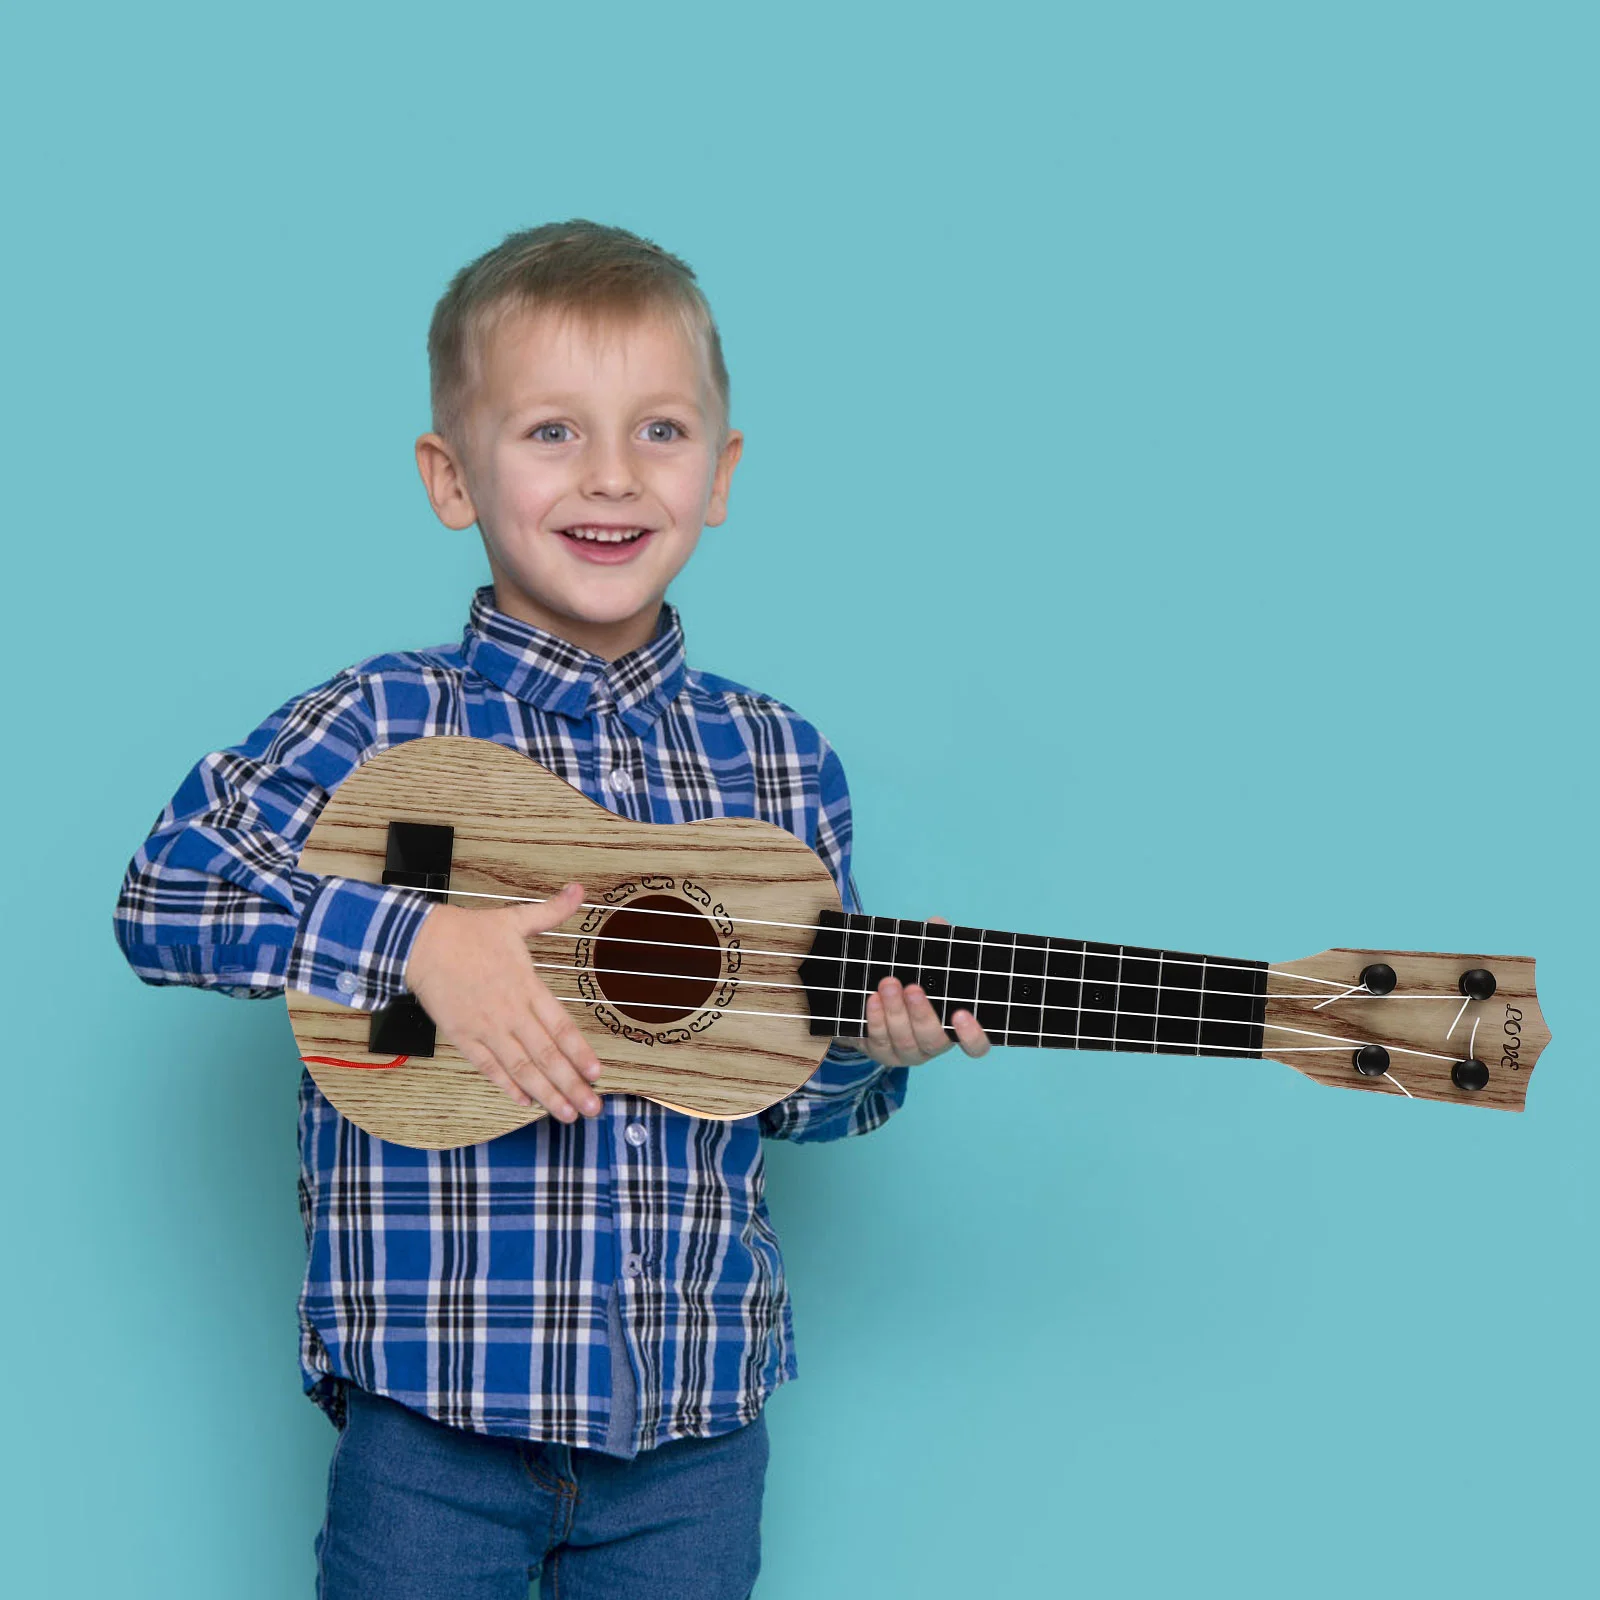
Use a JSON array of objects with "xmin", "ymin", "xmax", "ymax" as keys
[
  {"xmin": 1156, "ymin": 951, "xmax": 1204, "ymax": 1051},
  {"xmin": 919, "ymin": 920, "xmax": 952, "ymax": 1035},
  {"xmin": 945, "ymin": 926, "xmax": 984, "ymax": 1032},
  {"xmin": 1010, "ymin": 933, "xmax": 1048, "ymax": 1048},
  {"xmin": 1042, "ymin": 937, "xmax": 1084, "ymax": 1050},
  {"xmin": 1116, "ymin": 947, "xmax": 1160, "ymax": 1053},
  {"xmin": 797, "ymin": 907, "xmax": 843, "ymax": 1038},
  {"xmin": 866, "ymin": 915, "xmax": 897, "ymax": 1007},
  {"xmin": 1196, "ymin": 950, "xmax": 1268, "ymax": 1056},
  {"xmin": 977, "ymin": 927, "xmax": 1015, "ymax": 1043},
  {"xmin": 843, "ymin": 914, "xmax": 873, "ymax": 1034},
  {"xmin": 893, "ymin": 918, "xmax": 929, "ymax": 993},
  {"xmin": 1078, "ymin": 946, "xmax": 1120, "ymax": 1055}
]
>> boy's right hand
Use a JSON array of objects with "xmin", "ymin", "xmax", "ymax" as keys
[{"xmin": 401, "ymin": 882, "xmax": 604, "ymax": 1122}]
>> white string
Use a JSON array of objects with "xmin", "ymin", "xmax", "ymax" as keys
[
  {"xmin": 432, "ymin": 886, "xmax": 1350, "ymax": 990},
  {"xmin": 521, "ymin": 924, "xmax": 1463, "ymax": 1006},
  {"xmin": 1313, "ymin": 981, "xmax": 1364, "ymax": 1012},
  {"xmin": 523, "ymin": 956, "xmax": 1458, "ymax": 1066},
  {"xmin": 526, "ymin": 953, "xmax": 1450, "ymax": 1034},
  {"xmin": 1446, "ymin": 996, "xmax": 1470, "ymax": 1039},
  {"xmin": 1247, "ymin": 1017, "xmax": 1458, "ymax": 1064},
  {"xmin": 527, "ymin": 985, "xmax": 1416, "ymax": 1064}
]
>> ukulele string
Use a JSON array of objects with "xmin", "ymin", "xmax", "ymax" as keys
[
  {"xmin": 506, "ymin": 986, "xmax": 1425, "ymax": 1090},
  {"xmin": 516, "ymin": 956, "xmax": 1461, "ymax": 1066},
  {"xmin": 1313, "ymin": 981, "xmax": 1364, "ymax": 1011},
  {"xmin": 431, "ymin": 886, "xmax": 1396, "ymax": 994},
  {"xmin": 518, "ymin": 927, "xmax": 1462, "ymax": 1009}
]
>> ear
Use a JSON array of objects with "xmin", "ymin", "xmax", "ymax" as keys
[
  {"xmin": 703, "ymin": 429, "xmax": 744, "ymax": 528},
  {"xmin": 415, "ymin": 432, "xmax": 479, "ymax": 530}
]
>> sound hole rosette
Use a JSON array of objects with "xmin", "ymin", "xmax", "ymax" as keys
[{"xmin": 589, "ymin": 893, "xmax": 725, "ymax": 1026}]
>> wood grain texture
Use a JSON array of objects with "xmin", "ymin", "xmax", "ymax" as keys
[
  {"xmin": 1265, "ymin": 948, "xmax": 1549, "ymax": 1112},
  {"xmin": 288, "ymin": 737, "xmax": 842, "ymax": 1148}
]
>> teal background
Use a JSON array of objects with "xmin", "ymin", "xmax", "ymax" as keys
[{"xmin": 4, "ymin": 2, "xmax": 1595, "ymax": 1594}]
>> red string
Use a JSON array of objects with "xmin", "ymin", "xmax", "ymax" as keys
[{"xmin": 302, "ymin": 1054, "xmax": 411, "ymax": 1071}]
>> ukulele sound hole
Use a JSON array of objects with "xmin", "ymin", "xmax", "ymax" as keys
[{"xmin": 593, "ymin": 895, "xmax": 722, "ymax": 1024}]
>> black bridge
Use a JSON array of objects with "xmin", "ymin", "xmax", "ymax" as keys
[{"xmin": 367, "ymin": 821, "xmax": 454, "ymax": 1057}]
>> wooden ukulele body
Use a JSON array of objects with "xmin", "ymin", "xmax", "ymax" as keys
[{"xmin": 289, "ymin": 736, "xmax": 840, "ymax": 1147}]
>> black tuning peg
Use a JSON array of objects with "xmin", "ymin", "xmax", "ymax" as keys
[
  {"xmin": 1359, "ymin": 963, "xmax": 1398, "ymax": 996},
  {"xmin": 1458, "ymin": 968, "xmax": 1497, "ymax": 1001},
  {"xmin": 1352, "ymin": 1045, "xmax": 1390, "ymax": 1078},
  {"xmin": 1451, "ymin": 1058, "xmax": 1490, "ymax": 1092}
]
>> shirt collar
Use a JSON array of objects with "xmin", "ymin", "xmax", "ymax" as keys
[{"xmin": 461, "ymin": 585, "xmax": 688, "ymax": 735}]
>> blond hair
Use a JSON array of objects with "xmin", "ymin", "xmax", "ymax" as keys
[{"xmin": 427, "ymin": 220, "xmax": 730, "ymax": 443}]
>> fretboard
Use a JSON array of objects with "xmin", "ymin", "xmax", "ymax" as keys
[{"xmin": 797, "ymin": 911, "xmax": 1268, "ymax": 1057}]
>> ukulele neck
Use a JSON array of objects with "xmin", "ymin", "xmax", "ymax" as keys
[{"xmin": 798, "ymin": 910, "xmax": 1268, "ymax": 1056}]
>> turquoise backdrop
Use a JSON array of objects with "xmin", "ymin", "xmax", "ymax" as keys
[{"xmin": 5, "ymin": 2, "xmax": 1595, "ymax": 1595}]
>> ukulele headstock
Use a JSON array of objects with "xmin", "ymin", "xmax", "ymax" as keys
[{"xmin": 1264, "ymin": 949, "xmax": 1549, "ymax": 1111}]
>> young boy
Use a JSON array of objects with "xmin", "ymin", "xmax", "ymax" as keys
[{"xmin": 114, "ymin": 220, "xmax": 990, "ymax": 1599}]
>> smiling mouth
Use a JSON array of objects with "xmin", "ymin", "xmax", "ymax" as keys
[{"xmin": 560, "ymin": 525, "xmax": 650, "ymax": 545}]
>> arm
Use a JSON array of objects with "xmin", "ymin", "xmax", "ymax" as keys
[
  {"xmin": 113, "ymin": 674, "xmax": 606, "ymax": 1120},
  {"xmin": 112, "ymin": 671, "xmax": 434, "ymax": 1012}
]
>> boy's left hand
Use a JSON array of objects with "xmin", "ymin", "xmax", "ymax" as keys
[{"xmin": 854, "ymin": 917, "xmax": 992, "ymax": 1067}]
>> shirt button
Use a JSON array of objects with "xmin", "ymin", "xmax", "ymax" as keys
[
  {"xmin": 335, "ymin": 973, "xmax": 358, "ymax": 996},
  {"xmin": 623, "ymin": 1253, "xmax": 644, "ymax": 1278},
  {"xmin": 606, "ymin": 767, "xmax": 634, "ymax": 794},
  {"xmin": 625, "ymin": 1122, "xmax": 648, "ymax": 1147}
]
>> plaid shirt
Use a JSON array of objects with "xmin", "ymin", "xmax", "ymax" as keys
[{"xmin": 114, "ymin": 586, "xmax": 907, "ymax": 1451}]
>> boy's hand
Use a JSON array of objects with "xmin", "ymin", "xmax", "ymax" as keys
[
  {"xmin": 855, "ymin": 916, "xmax": 992, "ymax": 1067},
  {"xmin": 402, "ymin": 882, "xmax": 604, "ymax": 1122}
]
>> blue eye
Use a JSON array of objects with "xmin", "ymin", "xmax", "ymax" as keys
[
  {"xmin": 642, "ymin": 420, "xmax": 682, "ymax": 443},
  {"xmin": 531, "ymin": 422, "xmax": 572, "ymax": 444}
]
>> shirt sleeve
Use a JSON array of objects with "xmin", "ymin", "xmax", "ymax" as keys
[
  {"xmin": 757, "ymin": 734, "xmax": 910, "ymax": 1143},
  {"xmin": 112, "ymin": 670, "xmax": 435, "ymax": 1012}
]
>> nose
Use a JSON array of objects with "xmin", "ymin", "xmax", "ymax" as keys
[{"xmin": 580, "ymin": 432, "xmax": 641, "ymax": 500}]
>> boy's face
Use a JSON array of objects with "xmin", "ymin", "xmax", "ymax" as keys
[{"xmin": 416, "ymin": 305, "xmax": 742, "ymax": 660}]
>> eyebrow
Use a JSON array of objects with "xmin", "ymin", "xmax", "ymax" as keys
[{"xmin": 511, "ymin": 390, "xmax": 705, "ymax": 414}]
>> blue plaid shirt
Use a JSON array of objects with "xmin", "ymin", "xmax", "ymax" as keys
[{"xmin": 114, "ymin": 587, "xmax": 907, "ymax": 1451}]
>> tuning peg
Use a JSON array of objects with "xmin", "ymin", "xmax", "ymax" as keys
[
  {"xmin": 1451, "ymin": 1058, "xmax": 1490, "ymax": 1092},
  {"xmin": 1352, "ymin": 1045, "xmax": 1390, "ymax": 1077},
  {"xmin": 1458, "ymin": 968, "xmax": 1497, "ymax": 1001},
  {"xmin": 1359, "ymin": 963, "xmax": 1398, "ymax": 995}
]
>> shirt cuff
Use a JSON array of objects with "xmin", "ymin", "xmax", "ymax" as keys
[
  {"xmin": 820, "ymin": 1038, "xmax": 883, "ymax": 1085},
  {"xmin": 284, "ymin": 872, "xmax": 437, "ymax": 1011}
]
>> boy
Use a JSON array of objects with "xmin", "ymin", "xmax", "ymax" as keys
[{"xmin": 114, "ymin": 220, "xmax": 990, "ymax": 1599}]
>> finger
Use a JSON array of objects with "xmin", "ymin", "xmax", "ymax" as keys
[
  {"xmin": 863, "ymin": 992, "xmax": 904, "ymax": 1067},
  {"xmin": 528, "ymin": 986, "xmax": 605, "ymax": 1084},
  {"xmin": 950, "ymin": 1009, "xmax": 992, "ymax": 1057},
  {"xmin": 927, "ymin": 915, "xmax": 950, "ymax": 925},
  {"xmin": 496, "ymin": 1040, "xmax": 581, "ymax": 1121},
  {"xmin": 507, "ymin": 881, "xmax": 587, "ymax": 937},
  {"xmin": 457, "ymin": 1037, "xmax": 534, "ymax": 1109},
  {"xmin": 877, "ymin": 978, "xmax": 922, "ymax": 1063},
  {"xmin": 901, "ymin": 984, "xmax": 954, "ymax": 1058},
  {"xmin": 506, "ymin": 1024, "xmax": 600, "ymax": 1120}
]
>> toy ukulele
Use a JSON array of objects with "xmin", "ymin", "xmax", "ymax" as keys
[{"xmin": 287, "ymin": 736, "xmax": 1551, "ymax": 1148}]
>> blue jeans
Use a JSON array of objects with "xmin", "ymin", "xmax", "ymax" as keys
[{"xmin": 315, "ymin": 1385, "xmax": 769, "ymax": 1599}]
